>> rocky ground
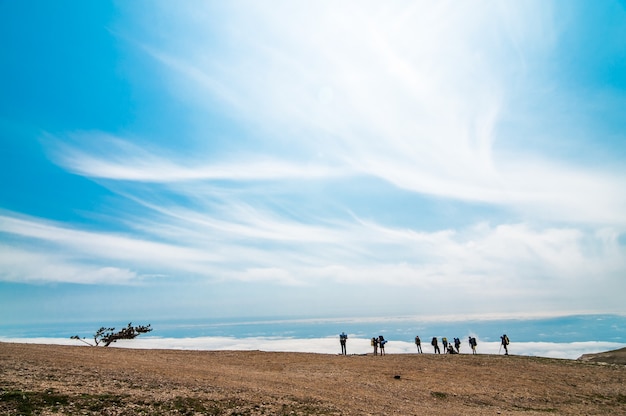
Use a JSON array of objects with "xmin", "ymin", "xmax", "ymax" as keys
[{"xmin": 1, "ymin": 342, "xmax": 625, "ymax": 415}]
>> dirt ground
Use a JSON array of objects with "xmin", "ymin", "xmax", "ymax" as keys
[{"xmin": 1, "ymin": 342, "xmax": 625, "ymax": 415}]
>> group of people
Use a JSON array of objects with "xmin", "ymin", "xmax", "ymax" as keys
[
  {"xmin": 339, "ymin": 332, "xmax": 510, "ymax": 355},
  {"xmin": 416, "ymin": 334, "xmax": 509, "ymax": 355},
  {"xmin": 370, "ymin": 335, "xmax": 388, "ymax": 355},
  {"xmin": 416, "ymin": 336, "xmax": 466, "ymax": 354}
]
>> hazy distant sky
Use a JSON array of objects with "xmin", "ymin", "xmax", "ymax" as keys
[{"xmin": 1, "ymin": 1, "xmax": 625, "ymax": 325}]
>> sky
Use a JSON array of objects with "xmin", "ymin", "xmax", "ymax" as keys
[{"xmin": 1, "ymin": 1, "xmax": 626, "ymax": 326}]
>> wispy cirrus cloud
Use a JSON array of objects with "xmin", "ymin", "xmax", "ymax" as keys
[
  {"xmin": 49, "ymin": 133, "xmax": 349, "ymax": 182},
  {"xmin": 0, "ymin": 245, "xmax": 138, "ymax": 285},
  {"xmin": 53, "ymin": 0, "xmax": 626, "ymax": 226},
  {"xmin": 2, "ymin": 0, "xmax": 625, "ymax": 321},
  {"xmin": 51, "ymin": 127, "xmax": 626, "ymax": 225},
  {"xmin": 2, "ymin": 208, "xmax": 624, "ymax": 313}
]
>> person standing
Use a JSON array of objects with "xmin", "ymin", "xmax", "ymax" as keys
[
  {"xmin": 442, "ymin": 337, "xmax": 448, "ymax": 353},
  {"xmin": 378, "ymin": 335, "xmax": 386, "ymax": 355},
  {"xmin": 454, "ymin": 337, "xmax": 461, "ymax": 353},
  {"xmin": 469, "ymin": 336, "xmax": 477, "ymax": 355},
  {"xmin": 431, "ymin": 337, "xmax": 440, "ymax": 354},
  {"xmin": 371, "ymin": 337, "xmax": 379, "ymax": 356},
  {"xmin": 500, "ymin": 334, "xmax": 510, "ymax": 355},
  {"xmin": 339, "ymin": 332, "xmax": 348, "ymax": 355},
  {"xmin": 414, "ymin": 335, "xmax": 422, "ymax": 353}
]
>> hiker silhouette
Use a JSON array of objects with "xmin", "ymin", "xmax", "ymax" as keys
[
  {"xmin": 431, "ymin": 337, "xmax": 440, "ymax": 354},
  {"xmin": 454, "ymin": 337, "xmax": 461, "ymax": 353},
  {"xmin": 371, "ymin": 337, "xmax": 378, "ymax": 355},
  {"xmin": 414, "ymin": 335, "xmax": 422, "ymax": 353},
  {"xmin": 339, "ymin": 332, "xmax": 348, "ymax": 355},
  {"xmin": 378, "ymin": 335, "xmax": 386, "ymax": 355},
  {"xmin": 469, "ymin": 336, "xmax": 477, "ymax": 355},
  {"xmin": 500, "ymin": 334, "xmax": 510, "ymax": 355}
]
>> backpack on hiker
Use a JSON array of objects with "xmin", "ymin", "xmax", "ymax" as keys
[
  {"xmin": 431, "ymin": 337, "xmax": 437, "ymax": 346},
  {"xmin": 503, "ymin": 334, "xmax": 510, "ymax": 345}
]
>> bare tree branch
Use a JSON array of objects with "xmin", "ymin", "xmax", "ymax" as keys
[{"xmin": 71, "ymin": 323, "xmax": 152, "ymax": 347}]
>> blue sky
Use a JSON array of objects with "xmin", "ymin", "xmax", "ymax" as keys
[{"xmin": 1, "ymin": 1, "xmax": 625, "ymax": 326}]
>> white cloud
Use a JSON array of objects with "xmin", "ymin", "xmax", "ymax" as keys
[
  {"xmin": 3, "ymin": 1, "xmax": 625, "ymax": 318},
  {"xmin": 49, "ymin": 133, "xmax": 349, "ymax": 182},
  {"xmin": 0, "ymin": 214, "xmax": 216, "ymax": 266},
  {"xmin": 51, "ymin": 0, "xmax": 625, "ymax": 226},
  {"xmin": 0, "ymin": 245, "xmax": 137, "ymax": 284},
  {"xmin": 4, "ymin": 336, "xmax": 623, "ymax": 360},
  {"xmin": 2, "ymin": 210, "xmax": 624, "ymax": 314}
]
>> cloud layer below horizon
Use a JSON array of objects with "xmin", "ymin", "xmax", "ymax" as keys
[{"xmin": 3, "ymin": 336, "xmax": 624, "ymax": 361}]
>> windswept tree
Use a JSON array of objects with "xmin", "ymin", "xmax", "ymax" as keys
[{"xmin": 71, "ymin": 323, "xmax": 152, "ymax": 347}]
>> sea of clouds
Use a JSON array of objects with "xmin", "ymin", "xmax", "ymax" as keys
[{"xmin": 3, "ymin": 336, "xmax": 624, "ymax": 360}]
